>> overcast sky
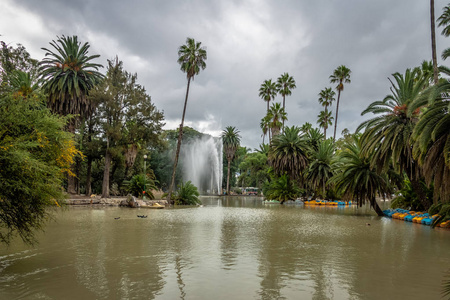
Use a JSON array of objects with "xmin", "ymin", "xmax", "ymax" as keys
[{"xmin": 1, "ymin": 0, "xmax": 448, "ymax": 149}]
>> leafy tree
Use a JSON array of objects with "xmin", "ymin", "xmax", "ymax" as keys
[
  {"xmin": 222, "ymin": 126, "xmax": 241, "ymax": 194},
  {"xmin": 317, "ymin": 110, "xmax": 333, "ymax": 140},
  {"xmin": 123, "ymin": 173, "xmax": 157, "ymax": 199},
  {"xmin": 174, "ymin": 181, "xmax": 201, "ymax": 205},
  {"xmin": 438, "ymin": 3, "xmax": 450, "ymax": 60},
  {"xmin": 317, "ymin": 87, "xmax": 335, "ymax": 139},
  {"xmin": 300, "ymin": 122, "xmax": 312, "ymax": 134},
  {"xmin": 410, "ymin": 80, "xmax": 450, "ymax": 203},
  {"xmin": 1, "ymin": 40, "xmax": 39, "ymax": 92},
  {"xmin": 264, "ymin": 174, "xmax": 301, "ymax": 203},
  {"xmin": 168, "ymin": 37, "xmax": 207, "ymax": 203},
  {"xmin": 259, "ymin": 79, "xmax": 277, "ymax": 114},
  {"xmin": 306, "ymin": 139, "xmax": 335, "ymax": 198},
  {"xmin": 329, "ymin": 65, "xmax": 351, "ymax": 141},
  {"xmin": 267, "ymin": 102, "xmax": 287, "ymax": 138},
  {"xmin": 276, "ymin": 73, "xmax": 296, "ymax": 128},
  {"xmin": 358, "ymin": 68, "xmax": 431, "ymax": 209},
  {"xmin": 238, "ymin": 151, "xmax": 269, "ymax": 189},
  {"xmin": 305, "ymin": 127, "xmax": 324, "ymax": 152},
  {"xmin": 268, "ymin": 126, "xmax": 309, "ymax": 181},
  {"xmin": 260, "ymin": 115, "xmax": 271, "ymax": 144},
  {"xmin": 91, "ymin": 58, "xmax": 164, "ymax": 198},
  {"xmin": 39, "ymin": 35, "xmax": 103, "ymax": 194},
  {"xmin": 330, "ymin": 136, "xmax": 393, "ymax": 216},
  {"xmin": 0, "ymin": 92, "xmax": 79, "ymax": 244}
]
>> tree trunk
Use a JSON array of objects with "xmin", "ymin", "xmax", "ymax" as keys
[
  {"xmin": 168, "ymin": 77, "xmax": 191, "ymax": 203},
  {"xmin": 226, "ymin": 158, "xmax": 231, "ymax": 195},
  {"xmin": 371, "ymin": 196, "xmax": 384, "ymax": 216},
  {"xmin": 67, "ymin": 120, "xmax": 77, "ymax": 194},
  {"xmin": 102, "ymin": 143, "xmax": 111, "ymax": 198},
  {"xmin": 86, "ymin": 157, "xmax": 92, "ymax": 196},
  {"xmin": 282, "ymin": 95, "xmax": 285, "ymax": 130},
  {"xmin": 431, "ymin": 0, "xmax": 439, "ymax": 84},
  {"xmin": 333, "ymin": 90, "xmax": 341, "ymax": 142}
]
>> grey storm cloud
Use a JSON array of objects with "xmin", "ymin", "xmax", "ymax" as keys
[{"xmin": 1, "ymin": 0, "xmax": 448, "ymax": 149}]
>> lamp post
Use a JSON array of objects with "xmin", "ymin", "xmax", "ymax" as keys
[{"xmin": 143, "ymin": 154, "xmax": 147, "ymax": 200}]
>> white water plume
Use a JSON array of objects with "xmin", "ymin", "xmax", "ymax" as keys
[{"xmin": 181, "ymin": 135, "xmax": 223, "ymax": 194}]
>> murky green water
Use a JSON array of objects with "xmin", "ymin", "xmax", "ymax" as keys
[{"xmin": 0, "ymin": 196, "xmax": 449, "ymax": 300}]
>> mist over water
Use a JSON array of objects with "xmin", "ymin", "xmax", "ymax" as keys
[{"xmin": 181, "ymin": 135, "xmax": 223, "ymax": 194}]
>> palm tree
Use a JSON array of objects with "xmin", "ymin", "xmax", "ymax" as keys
[
  {"xmin": 305, "ymin": 127, "xmax": 324, "ymax": 153},
  {"xmin": 276, "ymin": 73, "xmax": 296, "ymax": 129},
  {"xmin": 307, "ymin": 139, "xmax": 335, "ymax": 199},
  {"xmin": 222, "ymin": 126, "xmax": 241, "ymax": 194},
  {"xmin": 300, "ymin": 122, "xmax": 312, "ymax": 134},
  {"xmin": 168, "ymin": 37, "xmax": 207, "ymax": 202},
  {"xmin": 268, "ymin": 126, "xmax": 309, "ymax": 181},
  {"xmin": 410, "ymin": 81, "xmax": 450, "ymax": 203},
  {"xmin": 430, "ymin": 0, "xmax": 439, "ymax": 84},
  {"xmin": 259, "ymin": 79, "xmax": 277, "ymax": 113},
  {"xmin": 317, "ymin": 87, "xmax": 335, "ymax": 140},
  {"xmin": 438, "ymin": 3, "xmax": 450, "ymax": 60},
  {"xmin": 329, "ymin": 65, "xmax": 351, "ymax": 141},
  {"xmin": 357, "ymin": 68, "xmax": 431, "ymax": 209},
  {"xmin": 39, "ymin": 35, "xmax": 103, "ymax": 132},
  {"xmin": 39, "ymin": 35, "xmax": 103, "ymax": 194},
  {"xmin": 260, "ymin": 115, "xmax": 271, "ymax": 144},
  {"xmin": 317, "ymin": 110, "xmax": 333, "ymax": 140},
  {"xmin": 267, "ymin": 102, "xmax": 287, "ymax": 138},
  {"xmin": 330, "ymin": 136, "xmax": 393, "ymax": 216}
]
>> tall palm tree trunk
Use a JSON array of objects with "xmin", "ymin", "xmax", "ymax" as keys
[
  {"xmin": 282, "ymin": 95, "xmax": 286, "ymax": 129},
  {"xmin": 226, "ymin": 159, "xmax": 231, "ymax": 194},
  {"xmin": 431, "ymin": 0, "xmax": 439, "ymax": 84},
  {"xmin": 86, "ymin": 157, "xmax": 92, "ymax": 196},
  {"xmin": 102, "ymin": 138, "xmax": 111, "ymax": 198},
  {"xmin": 168, "ymin": 77, "xmax": 191, "ymax": 202},
  {"xmin": 333, "ymin": 90, "xmax": 341, "ymax": 141}
]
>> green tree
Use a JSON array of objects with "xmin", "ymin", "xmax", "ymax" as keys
[
  {"xmin": 330, "ymin": 136, "xmax": 393, "ymax": 216},
  {"xmin": 264, "ymin": 174, "xmax": 301, "ymax": 203},
  {"xmin": 268, "ymin": 126, "xmax": 309, "ymax": 180},
  {"xmin": 306, "ymin": 139, "xmax": 335, "ymax": 198},
  {"xmin": 222, "ymin": 126, "xmax": 241, "ymax": 194},
  {"xmin": 260, "ymin": 115, "xmax": 271, "ymax": 144},
  {"xmin": 317, "ymin": 87, "xmax": 335, "ymax": 139},
  {"xmin": 276, "ymin": 73, "xmax": 296, "ymax": 129},
  {"xmin": 238, "ymin": 151, "xmax": 269, "ymax": 189},
  {"xmin": 317, "ymin": 110, "xmax": 333, "ymax": 140},
  {"xmin": 168, "ymin": 37, "xmax": 207, "ymax": 203},
  {"xmin": 267, "ymin": 102, "xmax": 287, "ymax": 138},
  {"xmin": 410, "ymin": 80, "xmax": 450, "ymax": 203},
  {"xmin": 39, "ymin": 35, "xmax": 103, "ymax": 194},
  {"xmin": 174, "ymin": 181, "xmax": 201, "ymax": 205},
  {"xmin": 329, "ymin": 65, "xmax": 351, "ymax": 141},
  {"xmin": 259, "ymin": 79, "xmax": 277, "ymax": 114},
  {"xmin": 1, "ymin": 40, "xmax": 39, "ymax": 92},
  {"xmin": 358, "ymin": 68, "xmax": 431, "ymax": 209},
  {"xmin": 0, "ymin": 93, "xmax": 79, "ymax": 244},
  {"xmin": 438, "ymin": 3, "xmax": 450, "ymax": 60},
  {"xmin": 91, "ymin": 58, "xmax": 164, "ymax": 198}
]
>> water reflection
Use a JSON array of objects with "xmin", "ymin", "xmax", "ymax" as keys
[{"xmin": 0, "ymin": 197, "xmax": 449, "ymax": 299}]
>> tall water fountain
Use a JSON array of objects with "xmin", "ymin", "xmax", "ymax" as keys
[{"xmin": 181, "ymin": 135, "xmax": 223, "ymax": 194}]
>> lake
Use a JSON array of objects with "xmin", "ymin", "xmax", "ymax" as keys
[{"xmin": 0, "ymin": 196, "xmax": 449, "ymax": 299}]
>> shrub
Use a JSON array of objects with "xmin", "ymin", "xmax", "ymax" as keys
[{"xmin": 174, "ymin": 181, "xmax": 201, "ymax": 205}]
